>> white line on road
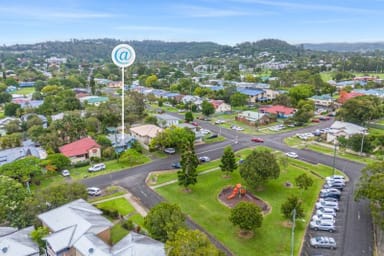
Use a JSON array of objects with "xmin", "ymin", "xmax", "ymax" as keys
[{"xmin": 358, "ymin": 211, "xmax": 360, "ymax": 220}]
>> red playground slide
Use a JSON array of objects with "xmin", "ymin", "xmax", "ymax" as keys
[{"xmin": 227, "ymin": 183, "xmax": 242, "ymax": 199}]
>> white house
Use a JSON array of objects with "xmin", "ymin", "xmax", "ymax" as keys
[
  {"xmin": 155, "ymin": 114, "xmax": 181, "ymax": 128},
  {"xmin": 327, "ymin": 121, "xmax": 367, "ymax": 142},
  {"xmin": 209, "ymin": 100, "xmax": 231, "ymax": 113}
]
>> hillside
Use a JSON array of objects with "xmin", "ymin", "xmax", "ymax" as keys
[{"xmin": 302, "ymin": 42, "xmax": 384, "ymax": 52}]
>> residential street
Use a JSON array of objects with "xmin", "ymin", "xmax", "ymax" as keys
[{"xmin": 83, "ymin": 119, "xmax": 373, "ymax": 256}]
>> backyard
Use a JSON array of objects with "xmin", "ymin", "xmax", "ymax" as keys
[{"xmin": 153, "ymin": 148, "xmax": 341, "ymax": 256}]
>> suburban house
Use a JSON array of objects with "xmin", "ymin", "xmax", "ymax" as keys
[
  {"xmin": 209, "ymin": 100, "xmax": 231, "ymax": 113},
  {"xmin": 0, "ymin": 117, "xmax": 20, "ymax": 136},
  {"xmin": 59, "ymin": 137, "xmax": 101, "ymax": 163},
  {"xmin": 259, "ymin": 105, "xmax": 296, "ymax": 118},
  {"xmin": 155, "ymin": 113, "xmax": 181, "ymax": 128},
  {"xmin": 38, "ymin": 199, "xmax": 165, "ymax": 256},
  {"xmin": 21, "ymin": 113, "xmax": 48, "ymax": 128},
  {"xmin": 0, "ymin": 140, "xmax": 47, "ymax": 166},
  {"xmin": 236, "ymin": 88, "xmax": 265, "ymax": 103},
  {"xmin": 309, "ymin": 94, "xmax": 334, "ymax": 107},
  {"xmin": 79, "ymin": 96, "xmax": 109, "ymax": 106},
  {"xmin": 107, "ymin": 133, "xmax": 135, "ymax": 153},
  {"xmin": 130, "ymin": 124, "xmax": 163, "ymax": 150},
  {"xmin": 0, "ymin": 226, "xmax": 39, "ymax": 256},
  {"xmin": 327, "ymin": 121, "xmax": 367, "ymax": 142},
  {"xmin": 338, "ymin": 91, "xmax": 364, "ymax": 104},
  {"xmin": 235, "ymin": 111, "xmax": 274, "ymax": 126}
]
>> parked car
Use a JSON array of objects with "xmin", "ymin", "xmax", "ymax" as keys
[
  {"xmin": 207, "ymin": 134, "xmax": 218, "ymax": 139},
  {"xmin": 199, "ymin": 156, "xmax": 210, "ymax": 163},
  {"xmin": 88, "ymin": 163, "xmax": 106, "ymax": 172},
  {"xmin": 323, "ymin": 182, "xmax": 344, "ymax": 191},
  {"xmin": 171, "ymin": 162, "xmax": 181, "ymax": 168},
  {"xmin": 319, "ymin": 116, "xmax": 331, "ymax": 121},
  {"xmin": 316, "ymin": 201, "xmax": 339, "ymax": 211},
  {"xmin": 285, "ymin": 152, "xmax": 298, "ymax": 158},
  {"xmin": 320, "ymin": 188, "xmax": 341, "ymax": 195},
  {"xmin": 191, "ymin": 122, "xmax": 199, "ymax": 126},
  {"xmin": 164, "ymin": 148, "xmax": 176, "ymax": 154},
  {"xmin": 320, "ymin": 192, "xmax": 341, "ymax": 200},
  {"xmin": 316, "ymin": 207, "xmax": 337, "ymax": 217},
  {"xmin": 200, "ymin": 129, "xmax": 211, "ymax": 135},
  {"xmin": 310, "ymin": 236, "xmax": 337, "ymax": 249},
  {"xmin": 319, "ymin": 197, "xmax": 339, "ymax": 203},
  {"xmin": 312, "ymin": 119, "xmax": 320, "ymax": 123},
  {"xmin": 215, "ymin": 120, "xmax": 225, "ymax": 124},
  {"xmin": 87, "ymin": 187, "xmax": 101, "ymax": 196},
  {"xmin": 326, "ymin": 175, "xmax": 345, "ymax": 181},
  {"xmin": 312, "ymin": 213, "xmax": 336, "ymax": 223},
  {"xmin": 251, "ymin": 137, "xmax": 264, "ymax": 143},
  {"xmin": 309, "ymin": 220, "xmax": 336, "ymax": 232},
  {"xmin": 61, "ymin": 169, "xmax": 70, "ymax": 177}
]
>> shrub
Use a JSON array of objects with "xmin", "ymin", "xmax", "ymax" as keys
[
  {"xmin": 122, "ymin": 219, "xmax": 134, "ymax": 230},
  {"xmin": 72, "ymin": 160, "xmax": 90, "ymax": 168},
  {"xmin": 102, "ymin": 208, "xmax": 119, "ymax": 219}
]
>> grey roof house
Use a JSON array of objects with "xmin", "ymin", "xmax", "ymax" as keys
[
  {"xmin": 0, "ymin": 226, "xmax": 39, "ymax": 256},
  {"xmin": 38, "ymin": 199, "xmax": 165, "ymax": 256},
  {"xmin": 155, "ymin": 114, "xmax": 181, "ymax": 128},
  {"xmin": 327, "ymin": 121, "xmax": 367, "ymax": 142}
]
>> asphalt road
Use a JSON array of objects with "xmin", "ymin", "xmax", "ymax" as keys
[{"xmin": 83, "ymin": 118, "xmax": 373, "ymax": 256}]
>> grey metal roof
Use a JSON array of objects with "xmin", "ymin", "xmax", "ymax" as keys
[
  {"xmin": 112, "ymin": 232, "xmax": 165, "ymax": 256},
  {"xmin": 0, "ymin": 226, "xmax": 39, "ymax": 256}
]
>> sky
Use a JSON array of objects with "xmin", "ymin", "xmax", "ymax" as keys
[{"xmin": 1, "ymin": 0, "xmax": 384, "ymax": 46}]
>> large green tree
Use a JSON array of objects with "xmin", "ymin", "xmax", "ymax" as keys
[
  {"xmin": 229, "ymin": 202, "xmax": 263, "ymax": 235},
  {"xmin": 150, "ymin": 127, "xmax": 195, "ymax": 151},
  {"xmin": 295, "ymin": 173, "xmax": 314, "ymax": 191},
  {"xmin": 144, "ymin": 202, "xmax": 186, "ymax": 242},
  {"xmin": 201, "ymin": 100, "xmax": 215, "ymax": 116},
  {"xmin": 165, "ymin": 229, "xmax": 222, "ymax": 256},
  {"xmin": 220, "ymin": 146, "xmax": 237, "ymax": 177},
  {"xmin": 0, "ymin": 175, "xmax": 30, "ymax": 226},
  {"xmin": 281, "ymin": 195, "xmax": 305, "ymax": 220},
  {"xmin": 337, "ymin": 95, "xmax": 383, "ymax": 125},
  {"xmin": 355, "ymin": 162, "xmax": 384, "ymax": 229},
  {"xmin": 230, "ymin": 92, "xmax": 248, "ymax": 107},
  {"xmin": 0, "ymin": 156, "xmax": 41, "ymax": 184},
  {"xmin": 239, "ymin": 149, "xmax": 280, "ymax": 188},
  {"xmin": 178, "ymin": 147, "xmax": 199, "ymax": 191},
  {"xmin": 288, "ymin": 84, "xmax": 315, "ymax": 106}
]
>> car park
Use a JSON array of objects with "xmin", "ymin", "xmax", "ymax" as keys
[
  {"xmin": 164, "ymin": 148, "xmax": 176, "ymax": 154},
  {"xmin": 310, "ymin": 236, "xmax": 336, "ymax": 249},
  {"xmin": 316, "ymin": 207, "xmax": 337, "ymax": 217},
  {"xmin": 312, "ymin": 213, "xmax": 336, "ymax": 223},
  {"xmin": 171, "ymin": 162, "xmax": 181, "ymax": 168},
  {"xmin": 310, "ymin": 219, "xmax": 336, "ymax": 232},
  {"xmin": 61, "ymin": 169, "xmax": 70, "ymax": 177},
  {"xmin": 88, "ymin": 163, "xmax": 106, "ymax": 172},
  {"xmin": 87, "ymin": 187, "xmax": 101, "ymax": 196},
  {"xmin": 316, "ymin": 201, "xmax": 339, "ymax": 211},
  {"xmin": 198, "ymin": 156, "xmax": 210, "ymax": 162},
  {"xmin": 285, "ymin": 152, "xmax": 298, "ymax": 158},
  {"xmin": 251, "ymin": 137, "xmax": 264, "ymax": 143}
]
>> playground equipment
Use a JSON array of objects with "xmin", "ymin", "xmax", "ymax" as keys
[{"xmin": 227, "ymin": 184, "xmax": 246, "ymax": 200}]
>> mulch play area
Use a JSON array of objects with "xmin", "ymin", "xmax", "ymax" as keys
[{"xmin": 218, "ymin": 185, "xmax": 271, "ymax": 214}]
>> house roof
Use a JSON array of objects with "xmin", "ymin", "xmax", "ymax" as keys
[
  {"xmin": 59, "ymin": 137, "xmax": 100, "ymax": 157},
  {"xmin": 260, "ymin": 105, "xmax": 295, "ymax": 115},
  {"xmin": 0, "ymin": 226, "xmax": 39, "ymax": 256},
  {"xmin": 236, "ymin": 88, "xmax": 264, "ymax": 96},
  {"xmin": 155, "ymin": 114, "xmax": 181, "ymax": 121},
  {"xmin": 38, "ymin": 199, "xmax": 112, "ymax": 252},
  {"xmin": 310, "ymin": 94, "xmax": 333, "ymax": 101},
  {"xmin": 238, "ymin": 111, "xmax": 265, "ymax": 121},
  {"xmin": 338, "ymin": 91, "xmax": 364, "ymax": 104},
  {"xmin": 130, "ymin": 125, "xmax": 163, "ymax": 138},
  {"xmin": 112, "ymin": 232, "xmax": 165, "ymax": 256},
  {"xmin": 329, "ymin": 121, "xmax": 367, "ymax": 135},
  {"xmin": 209, "ymin": 100, "xmax": 225, "ymax": 108}
]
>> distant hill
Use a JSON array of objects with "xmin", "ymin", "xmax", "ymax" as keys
[
  {"xmin": 302, "ymin": 42, "xmax": 384, "ymax": 52},
  {"xmin": 0, "ymin": 39, "xmax": 226, "ymax": 62},
  {"xmin": 235, "ymin": 39, "xmax": 300, "ymax": 57}
]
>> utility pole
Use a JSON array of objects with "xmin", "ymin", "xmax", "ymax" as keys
[
  {"xmin": 290, "ymin": 208, "xmax": 296, "ymax": 256},
  {"xmin": 359, "ymin": 132, "xmax": 366, "ymax": 156}
]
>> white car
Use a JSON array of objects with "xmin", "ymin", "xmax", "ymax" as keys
[
  {"xmin": 87, "ymin": 187, "xmax": 101, "ymax": 196},
  {"xmin": 215, "ymin": 120, "xmax": 225, "ymax": 124},
  {"xmin": 61, "ymin": 169, "xmax": 70, "ymax": 177},
  {"xmin": 326, "ymin": 175, "xmax": 345, "ymax": 182},
  {"xmin": 88, "ymin": 163, "xmax": 106, "ymax": 172},
  {"xmin": 198, "ymin": 156, "xmax": 210, "ymax": 162},
  {"xmin": 200, "ymin": 129, "xmax": 211, "ymax": 135},
  {"xmin": 316, "ymin": 207, "xmax": 337, "ymax": 217},
  {"xmin": 285, "ymin": 152, "xmax": 298, "ymax": 158},
  {"xmin": 310, "ymin": 236, "xmax": 337, "ymax": 249},
  {"xmin": 312, "ymin": 213, "xmax": 335, "ymax": 223}
]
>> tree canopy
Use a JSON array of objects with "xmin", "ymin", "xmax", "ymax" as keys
[
  {"xmin": 144, "ymin": 202, "xmax": 186, "ymax": 242},
  {"xmin": 281, "ymin": 195, "xmax": 305, "ymax": 220},
  {"xmin": 150, "ymin": 127, "xmax": 195, "ymax": 151},
  {"xmin": 220, "ymin": 146, "xmax": 237, "ymax": 176},
  {"xmin": 229, "ymin": 201, "xmax": 263, "ymax": 234},
  {"xmin": 178, "ymin": 147, "xmax": 199, "ymax": 190},
  {"xmin": 239, "ymin": 149, "xmax": 280, "ymax": 188}
]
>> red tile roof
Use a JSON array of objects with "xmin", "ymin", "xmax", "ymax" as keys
[
  {"xmin": 338, "ymin": 91, "xmax": 364, "ymax": 104},
  {"xmin": 259, "ymin": 105, "xmax": 295, "ymax": 115},
  {"xmin": 59, "ymin": 137, "xmax": 100, "ymax": 157},
  {"xmin": 209, "ymin": 100, "xmax": 224, "ymax": 109}
]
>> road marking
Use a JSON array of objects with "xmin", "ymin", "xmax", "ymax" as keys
[{"xmin": 358, "ymin": 211, "xmax": 360, "ymax": 220}]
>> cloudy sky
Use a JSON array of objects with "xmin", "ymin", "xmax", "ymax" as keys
[{"xmin": 1, "ymin": 0, "xmax": 383, "ymax": 45}]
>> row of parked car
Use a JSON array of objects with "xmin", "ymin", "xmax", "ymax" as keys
[{"xmin": 309, "ymin": 175, "xmax": 346, "ymax": 250}]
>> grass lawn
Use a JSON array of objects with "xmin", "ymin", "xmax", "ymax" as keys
[
  {"xmin": 96, "ymin": 197, "xmax": 136, "ymax": 215},
  {"xmin": 111, "ymin": 223, "xmax": 129, "ymax": 244},
  {"xmin": 32, "ymin": 156, "xmax": 151, "ymax": 190},
  {"xmin": 12, "ymin": 87, "xmax": 35, "ymax": 95},
  {"xmin": 155, "ymin": 157, "xmax": 332, "ymax": 256}
]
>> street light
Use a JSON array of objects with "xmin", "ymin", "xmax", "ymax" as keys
[
  {"xmin": 332, "ymin": 140, "xmax": 337, "ymax": 176},
  {"xmin": 290, "ymin": 208, "xmax": 296, "ymax": 256}
]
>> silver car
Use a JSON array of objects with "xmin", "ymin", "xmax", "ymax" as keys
[
  {"xmin": 316, "ymin": 207, "xmax": 336, "ymax": 217},
  {"xmin": 310, "ymin": 236, "xmax": 337, "ymax": 249},
  {"xmin": 310, "ymin": 220, "xmax": 336, "ymax": 232},
  {"xmin": 312, "ymin": 213, "xmax": 335, "ymax": 223},
  {"xmin": 316, "ymin": 201, "xmax": 339, "ymax": 211}
]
